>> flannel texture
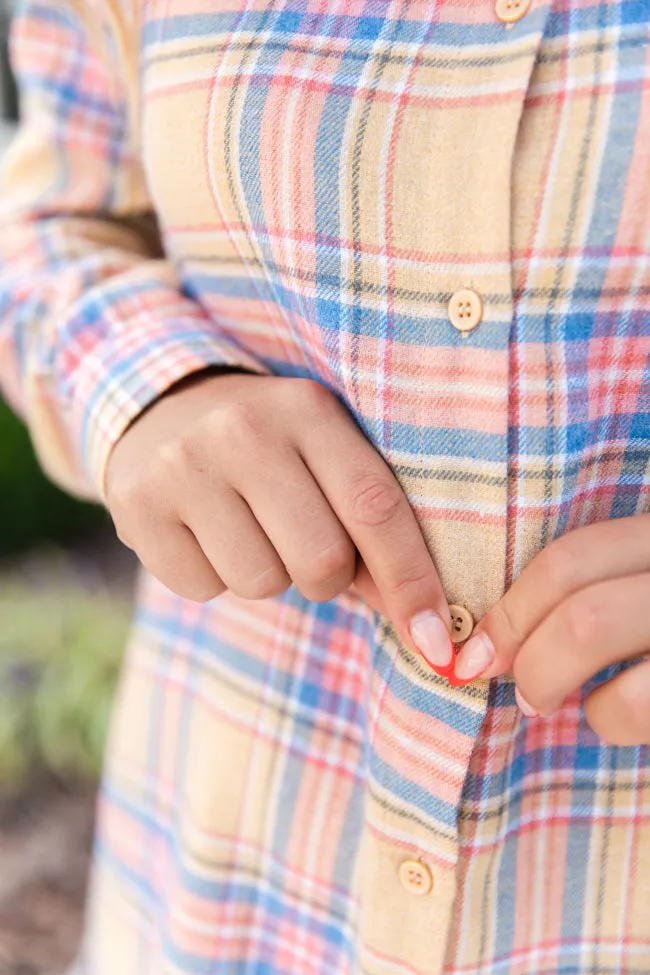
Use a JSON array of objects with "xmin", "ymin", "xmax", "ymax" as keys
[{"xmin": 0, "ymin": 0, "xmax": 649, "ymax": 973}]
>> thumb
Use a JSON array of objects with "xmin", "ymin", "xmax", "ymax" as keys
[{"xmin": 583, "ymin": 657, "xmax": 650, "ymax": 745}]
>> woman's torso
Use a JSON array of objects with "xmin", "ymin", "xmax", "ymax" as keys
[{"xmin": 83, "ymin": 2, "xmax": 650, "ymax": 973}]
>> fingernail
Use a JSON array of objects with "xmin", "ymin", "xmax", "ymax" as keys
[
  {"xmin": 454, "ymin": 631, "xmax": 495, "ymax": 682},
  {"xmin": 515, "ymin": 686, "xmax": 538, "ymax": 718},
  {"xmin": 409, "ymin": 611, "xmax": 454, "ymax": 670}
]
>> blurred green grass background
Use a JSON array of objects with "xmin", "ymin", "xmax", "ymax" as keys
[
  {"xmin": 0, "ymin": 44, "xmax": 131, "ymax": 801},
  {"xmin": 0, "ymin": 399, "xmax": 105, "ymax": 556},
  {"xmin": 0, "ymin": 399, "xmax": 131, "ymax": 794}
]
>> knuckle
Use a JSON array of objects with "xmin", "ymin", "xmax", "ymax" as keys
[
  {"xmin": 310, "ymin": 539, "xmax": 355, "ymax": 584},
  {"xmin": 215, "ymin": 401, "xmax": 263, "ymax": 448},
  {"xmin": 105, "ymin": 473, "xmax": 132, "ymax": 513},
  {"xmin": 164, "ymin": 402, "xmax": 261, "ymax": 470},
  {"xmin": 563, "ymin": 590, "xmax": 604, "ymax": 650},
  {"xmin": 294, "ymin": 378, "xmax": 337, "ymax": 413},
  {"xmin": 154, "ymin": 437, "xmax": 184, "ymax": 474},
  {"xmin": 171, "ymin": 428, "xmax": 212, "ymax": 475},
  {"xmin": 108, "ymin": 473, "xmax": 157, "ymax": 519},
  {"xmin": 157, "ymin": 436, "xmax": 222, "ymax": 504},
  {"xmin": 145, "ymin": 556, "xmax": 224, "ymax": 603},
  {"xmin": 494, "ymin": 597, "xmax": 527, "ymax": 648},
  {"xmin": 113, "ymin": 521, "xmax": 135, "ymax": 550},
  {"xmin": 382, "ymin": 567, "xmax": 434, "ymax": 601},
  {"xmin": 235, "ymin": 565, "xmax": 290, "ymax": 601},
  {"xmin": 195, "ymin": 584, "xmax": 225, "ymax": 603},
  {"xmin": 542, "ymin": 537, "xmax": 583, "ymax": 595},
  {"xmin": 300, "ymin": 540, "xmax": 356, "ymax": 597},
  {"xmin": 348, "ymin": 476, "xmax": 404, "ymax": 529},
  {"xmin": 181, "ymin": 579, "xmax": 224, "ymax": 603}
]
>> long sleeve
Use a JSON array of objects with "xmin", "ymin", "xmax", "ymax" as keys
[{"xmin": 0, "ymin": 0, "xmax": 266, "ymax": 500}]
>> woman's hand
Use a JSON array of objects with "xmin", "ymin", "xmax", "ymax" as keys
[
  {"xmin": 105, "ymin": 372, "xmax": 455, "ymax": 669},
  {"xmin": 453, "ymin": 514, "xmax": 650, "ymax": 744}
]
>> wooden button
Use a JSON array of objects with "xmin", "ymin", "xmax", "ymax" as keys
[
  {"xmin": 448, "ymin": 604, "xmax": 474, "ymax": 644},
  {"xmin": 495, "ymin": 0, "xmax": 532, "ymax": 23},
  {"xmin": 398, "ymin": 859, "xmax": 433, "ymax": 896},
  {"xmin": 448, "ymin": 289, "xmax": 483, "ymax": 333}
]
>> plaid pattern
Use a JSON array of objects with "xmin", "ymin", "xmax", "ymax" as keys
[{"xmin": 1, "ymin": 1, "xmax": 649, "ymax": 973}]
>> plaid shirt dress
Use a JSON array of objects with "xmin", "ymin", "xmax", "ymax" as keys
[{"xmin": 0, "ymin": 0, "xmax": 649, "ymax": 972}]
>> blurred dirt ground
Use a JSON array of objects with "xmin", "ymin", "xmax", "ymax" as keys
[
  {"xmin": 0, "ymin": 782, "xmax": 95, "ymax": 975},
  {"xmin": 0, "ymin": 85, "xmax": 109, "ymax": 975},
  {"xmin": 0, "ymin": 530, "xmax": 136, "ymax": 975}
]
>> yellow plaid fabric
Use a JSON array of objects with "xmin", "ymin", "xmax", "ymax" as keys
[{"xmin": 0, "ymin": 0, "xmax": 648, "ymax": 973}]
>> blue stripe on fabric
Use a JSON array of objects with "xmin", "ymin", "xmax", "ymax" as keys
[
  {"xmin": 134, "ymin": 602, "xmax": 365, "ymax": 729},
  {"xmin": 23, "ymin": 2, "xmax": 74, "ymax": 29},
  {"xmin": 18, "ymin": 73, "xmax": 117, "ymax": 117},
  {"xmin": 553, "ymin": 0, "xmax": 648, "ymax": 534},
  {"xmin": 165, "ymin": 919, "xmax": 348, "ymax": 975},
  {"xmin": 270, "ymin": 606, "xmax": 369, "ymax": 862},
  {"xmin": 373, "ymin": 643, "xmax": 482, "ymax": 736},
  {"xmin": 581, "ymin": 33, "xmax": 645, "ymax": 256},
  {"xmin": 187, "ymin": 272, "xmax": 282, "ymax": 304},
  {"xmin": 369, "ymin": 754, "xmax": 458, "ymax": 827},
  {"xmin": 463, "ymin": 741, "xmax": 623, "ymax": 805},
  {"xmin": 629, "ymin": 408, "xmax": 650, "ymax": 440},
  {"xmin": 560, "ymin": 744, "xmax": 613, "ymax": 943},
  {"xmin": 515, "ymin": 420, "xmax": 648, "ymax": 457},
  {"xmin": 387, "ymin": 422, "xmax": 504, "ymax": 460},
  {"xmin": 189, "ymin": 273, "xmax": 515, "ymax": 348},
  {"xmin": 73, "ymin": 330, "xmax": 647, "ymax": 479},
  {"xmin": 312, "ymin": 3, "xmax": 369, "ymax": 380},
  {"xmin": 612, "ymin": 400, "xmax": 650, "ymax": 518},
  {"xmin": 189, "ymin": 269, "xmax": 649, "ymax": 353},
  {"xmin": 95, "ymin": 835, "xmax": 162, "ymax": 910},
  {"xmin": 22, "ymin": 2, "xmax": 127, "ymax": 210},
  {"xmin": 143, "ymin": 12, "xmax": 537, "ymax": 48},
  {"xmin": 164, "ymin": 875, "xmax": 349, "ymax": 951},
  {"xmin": 98, "ymin": 833, "xmax": 352, "ymax": 975},
  {"xmin": 546, "ymin": 0, "xmax": 649, "ymax": 36},
  {"xmin": 234, "ymin": 4, "xmax": 308, "ymax": 339},
  {"xmin": 272, "ymin": 599, "xmax": 371, "ymax": 875},
  {"xmin": 332, "ymin": 777, "xmax": 366, "ymax": 891},
  {"xmin": 519, "ymin": 308, "xmax": 649, "ymax": 341},
  {"xmin": 100, "ymin": 782, "xmax": 358, "ymax": 924},
  {"xmin": 489, "ymin": 683, "xmax": 520, "ymax": 959}
]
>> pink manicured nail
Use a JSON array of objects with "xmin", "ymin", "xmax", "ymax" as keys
[
  {"xmin": 409, "ymin": 611, "xmax": 454, "ymax": 671},
  {"xmin": 454, "ymin": 631, "xmax": 496, "ymax": 682},
  {"xmin": 515, "ymin": 687, "xmax": 539, "ymax": 718}
]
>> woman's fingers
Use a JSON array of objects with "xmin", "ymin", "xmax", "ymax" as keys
[
  {"xmin": 455, "ymin": 515, "xmax": 650, "ymax": 683},
  {"xmin": 181, "ymin": 487, "xmax": 292, "ymax": 600},
  {"xmin": 512, "ymin": 573, "xmax": 650, "ymax": 717},
  {"xmin": 131, "ymin": 521, "xmax": 226, "ymax": 602},
  {"xmin": 300, "ymin": 394, "xmax": 453, "ymax": 670},
  {"xmin": 583, "ymin": 658, "xmax": 650, "ymax": 746},
  {"xmin": 108, "ymin": 371, "xmax": 451, "ymax": 648},
  {"xmin": 351, "ymin": 558, "xmax": 387, "ymax": 617},
  {"xmin": 224, "ymin": 450, "xmax": 356, "ymax": 602}
]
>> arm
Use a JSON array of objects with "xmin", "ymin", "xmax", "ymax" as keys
[
  {"xmin": 0, "ymin": 0, "xmax": 266, "ymax": 500},
  {"xmin": 1, "ymin": 1, "xmax": 454, "ymax": 651}
]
